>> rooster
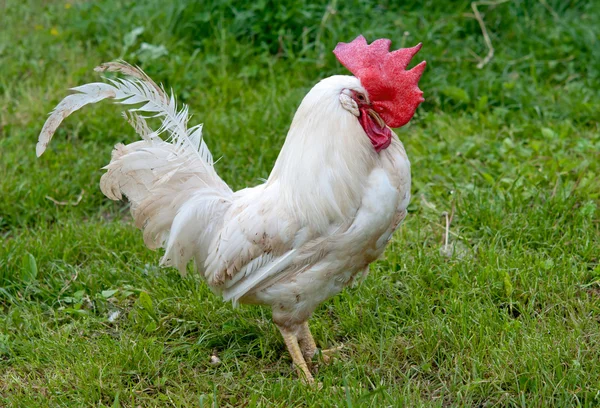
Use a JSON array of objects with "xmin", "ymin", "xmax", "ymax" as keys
[{"xmin": 37, "ymin": 36, "xmax": 426, "ymax": 384}]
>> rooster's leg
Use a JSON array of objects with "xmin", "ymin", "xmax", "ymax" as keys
[
  {"xmin": 276, "ymin": 324, "xmax": 314, "ymax": 384},
  {"xmin": 298, "ymin": 322, "xmax": 343, "ymax": 365},
  {"xmin": 298, "ymin": 322, "xmax": 318, "ymax": 365}
]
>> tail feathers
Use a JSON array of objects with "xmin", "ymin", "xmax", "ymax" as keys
[
  {"xmin": 37, "ymin": 83, "xmax": 120, "ymax": 157},
  {"xmin": 38, "ymin": 61, "xmax": 234, "ymax": 276},
  {"xmin": 160, "ymin": 190, "xmax": 231, "ymax": 275},
  {"xmin": 37, "ymin": 61, "xmax": 214, "ymax": 168},
  {"xmin": 100, "ymin": 140, "xmax": 233, "ymax": 275}
]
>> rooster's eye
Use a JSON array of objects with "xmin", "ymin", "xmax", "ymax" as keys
[{"xmin": 356, "ymin": 93, "xmax": 366, "ymax": 102}]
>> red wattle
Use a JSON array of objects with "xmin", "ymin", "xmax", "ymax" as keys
[{"xmin": 358, "ymin": 107, "xmax": 392, "ymax": 152}]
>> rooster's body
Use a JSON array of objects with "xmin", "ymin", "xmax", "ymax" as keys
[{"xmin": 37, "ymin": 36, "xmax": 425, "ymax": 383}]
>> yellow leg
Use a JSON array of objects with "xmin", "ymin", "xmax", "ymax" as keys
[
  {"xmin": 277, "ymin": 324, "xmax": 314, "ymax": 384},
  {"xmin": 297, "ymin": 322, "xmax": 344, "ymax": 365},
  {"xmin": 298, "ymin": 322, "xmax": 318, "ymax": 365}
]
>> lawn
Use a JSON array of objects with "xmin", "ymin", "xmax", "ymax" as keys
[{"xmin": 1, "ymin": 0, "xmax": 599, "ymax": 406}]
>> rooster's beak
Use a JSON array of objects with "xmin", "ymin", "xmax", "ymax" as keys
[{"xmin": 367, "ymin": 108, "xmax": 386, "ymax": 128}]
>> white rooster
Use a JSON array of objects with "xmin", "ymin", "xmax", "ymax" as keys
[{"xmin": 37, "ymin": 36, "xmax": 426, "ymax": 384}]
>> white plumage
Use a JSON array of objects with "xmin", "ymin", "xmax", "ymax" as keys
[{"xmin": 37, "ymin": 61, "xmax": 413, "ymax": 384}]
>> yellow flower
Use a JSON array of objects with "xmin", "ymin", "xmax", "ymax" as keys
[
  {"xmin": 50, "ymin": 27, "xmax": 59, "ymax": 36},
  {"xmin": 65, "ymin": 3, "xmax": 71, "ymax": 8}
]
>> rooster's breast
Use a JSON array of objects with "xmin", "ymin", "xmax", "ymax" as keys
[{"xmin": 258, "ymin": 150, "xmax": 410, "ymax": 326}]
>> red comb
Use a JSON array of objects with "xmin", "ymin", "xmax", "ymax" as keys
[{"xmin": 333, "ymin": 35, "xmax": 426, "ymax": 128}]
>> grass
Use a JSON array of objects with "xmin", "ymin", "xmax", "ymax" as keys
[{"xmin": 1, "ymin": 0, "xmax": 599, "ymax": 406}]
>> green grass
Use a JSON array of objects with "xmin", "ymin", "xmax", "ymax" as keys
[{"xmin": 1, "ymin": 0, "xmax": 599, "ymax": 406}]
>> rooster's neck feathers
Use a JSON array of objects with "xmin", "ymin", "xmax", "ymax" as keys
[{"xmin": 268, "ymin": 75, "xmax": 377, "ymax": 229}]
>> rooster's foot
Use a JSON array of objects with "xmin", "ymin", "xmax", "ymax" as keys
[{"xmin": 316, "ymin": 343, "xmax": 344, "ymax": 364}]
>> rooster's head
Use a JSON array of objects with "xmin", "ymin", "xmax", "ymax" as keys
[{"xmin": 334, "ymin": 35, "xmax": 426, "ymax": 152}]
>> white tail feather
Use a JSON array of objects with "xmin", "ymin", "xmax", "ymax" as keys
[
  {"xmin": 39, "ymin": 62, "xmax": 233, "ymax": 277},
  {"xmin": 37, "ymin": 62, "xmax": 212, "ymax": 166},
  {"xmin": 36, "ymin": 83, "xmax": 119, "ymax": 157}
]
